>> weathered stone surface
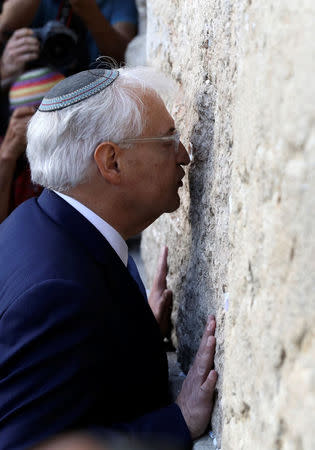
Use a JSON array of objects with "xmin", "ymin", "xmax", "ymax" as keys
[
  {"xmin": 142, "ymin": 0, "xmax": 315, "ymax": 448},
  {"xmin": 126, "ymin": 0, "xmax": 147, "ymax": 66},
  {"xmin": 135, "ymin": 0, "xmax": 146, "ymax": 35},
  {"xmin": 126, "ymin": 35, "xmax": 147, "ymax": 66}
]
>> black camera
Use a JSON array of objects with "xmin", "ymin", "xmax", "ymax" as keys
[{"xmin": 32, "ymin": 20, "xmax": 78, "ymax": 69}]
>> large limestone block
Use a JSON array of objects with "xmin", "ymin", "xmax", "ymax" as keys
[
  {"xmin": 142, "ymin": 0, "xmax": 315, "ymax": 448},
  {"xmin": 135, "ymin": 0, "xmax": 146, "ymax": 35},
  {"xmin": 143, "ymin": 0, "xmax": 235, "ymax": 444},
  {"xmin": 125, "ymin": 0, "xmax": 147, "ymax": 66},
  {"xmin": 222, "ymin": 2, "xmax": 315, "ymax": 449}
]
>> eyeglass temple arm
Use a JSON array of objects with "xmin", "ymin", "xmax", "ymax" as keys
[{"xmin": 119, "ymin": 134, "xmax": 179, "ymax": 144}]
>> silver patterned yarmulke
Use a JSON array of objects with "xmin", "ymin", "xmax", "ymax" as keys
[{"xmin": 38, "ymin": 68, "xmax": 119, "ymax": 112}]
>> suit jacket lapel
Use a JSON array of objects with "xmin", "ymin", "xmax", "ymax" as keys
[
  {"xmin": 37, "ymin": 189, "xmax": 122, "ymax": 266},
  {"xmin": 37, "ymin": 189, "xmax": 150, "ymax": 307}
]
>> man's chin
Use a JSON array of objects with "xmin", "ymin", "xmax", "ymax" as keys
[{"xmin": 165, "ymin": 194, "xmax": 181, "ymax": 213}]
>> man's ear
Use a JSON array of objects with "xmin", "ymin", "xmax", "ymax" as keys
[{"xmin": 94, "ymin": 142, "xmax": 121, "ymax": 185}]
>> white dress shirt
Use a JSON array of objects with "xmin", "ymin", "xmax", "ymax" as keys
[{"xmin": 54, "ymin": 191, "xmax": 128, "ymax": 267}]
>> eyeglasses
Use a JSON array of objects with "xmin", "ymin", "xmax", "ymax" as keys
[{"xmin": 117, "ymin": 130, "xmax": 181, "ymax": 153}]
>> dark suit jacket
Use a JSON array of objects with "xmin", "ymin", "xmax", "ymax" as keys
[{"xmin": 0, "ymin": 190, "xmax": 190, "ymax": 449}]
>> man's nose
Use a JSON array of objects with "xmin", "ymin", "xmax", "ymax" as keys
[{"xmin": 177, "ymin": 141, "xmax": 191, "ymax": 166}]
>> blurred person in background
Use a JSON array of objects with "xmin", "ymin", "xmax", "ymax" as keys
[
  {"xmin": 0, "ymin": 106, "xmax": 39, "ymax": 222},
  {"xmin": 0, "ymin": 0, "xmax": 138, "ymax": 73},
  {"xmin": 0, "ymin": 0, "xmax": 138, "ymax": 124},
  {"xmin": 0, "ymin": 0, "xmax": 138, "ymax": 213},
  {"xmin": 0, "ymin": 24, "xmax": 64, "ymax": 221}
]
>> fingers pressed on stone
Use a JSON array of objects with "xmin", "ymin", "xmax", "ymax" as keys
[
  {"xmin": 197, "ymin": 360, "xmax": 211, "ymax": 379},
  {"xmin": 192, "ymin": 318, "xmax": 216, "ymax": 375},
  {"xmin": 154, "ymin": 246, "xmax": 168, "ymax": 290},
  {"xmin": 160, "ymin": 290, "xmax": 170, "ymax": 309},
  {"xmin": 200, "ymin": 370, "xmax": 218, "ymax": 393},
  {"xmin": 207, "ymin": 318, "xmax": 216, "ymax": 335},
  {"xmin": 158, "ymin": 246, "xmax": 168, "ymax": 277},
  {"xmin": 198, "ymin": 319, "xmax": 216, "ymax": 354},
  {"xmin": 206, "ymin": 335, "xmax": 216, "ymax": 364},
  {"xmin": 207, "ymin": 335, "xmax": 216, "ymax": 349},
  {"xmin": 158, "ymin": 245, "xmax": 168, "ymax": 265},
  {"xmin": 197, "ymin": 336, "xmax": 216, "ymax": 379}
]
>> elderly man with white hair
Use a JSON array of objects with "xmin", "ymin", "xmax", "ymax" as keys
[{"xmin": 0, "ymin": 66, "xmax": 217, "ymax": 449}]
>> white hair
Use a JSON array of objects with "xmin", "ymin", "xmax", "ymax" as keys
[{"xmin": 26, "ymin": 66, "xmax": 174, "ymax": 192}]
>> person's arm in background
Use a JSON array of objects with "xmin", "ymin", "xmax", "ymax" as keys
[
  {"xmin": 69, "ymin": 0, "xmax": 137, "ymax": 63},
  {"xmin": 0, "ymin": 0, "xmax": 40, "ymax": 34},
  {"xmin": 0, "ymin": 106, "xmax": 34, "ymax": 222}
]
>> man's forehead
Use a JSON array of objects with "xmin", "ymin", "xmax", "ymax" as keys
[{"xmin": 141, "ymin": 91, "xmax": 175, "ymax": 136}]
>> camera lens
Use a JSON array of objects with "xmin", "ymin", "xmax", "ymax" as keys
[{"xmin": 43, "ymin": 34, "xmax": 77, "ymax": 67}]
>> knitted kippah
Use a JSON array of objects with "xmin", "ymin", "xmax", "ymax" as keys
[
  {"xmin": 9, "ymin": 67, "xmax": 65, "ymax": 110},
  {"xmin": 38, "ymin": 68, "xmax": 119, "ymax": 112}
]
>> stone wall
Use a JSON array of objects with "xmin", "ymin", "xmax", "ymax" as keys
[
  {"xmin": 142, "ymin": 1, "xmax": 315, "ymax": 449},
  {"xmin": 126, "ymin": 0, "xmax": 147, "ymax": 65}
]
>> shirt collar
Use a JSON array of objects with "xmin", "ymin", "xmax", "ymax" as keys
[{"xmin": 53, "ymin": 191, "xmax": 128, "ymax": 267}]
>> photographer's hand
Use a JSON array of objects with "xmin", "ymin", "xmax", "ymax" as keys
[{"xmin": 0, "ymin": 28, "xmax": 40, "ymax": 82}]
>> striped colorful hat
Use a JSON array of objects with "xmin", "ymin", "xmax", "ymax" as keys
[
  {"xmin": 38, "ymin": 68, "xmax": 119, "ymax": 112},
  {"xmin": 9, "ymin": 67, "xmax": 65, "ymax": 110}
]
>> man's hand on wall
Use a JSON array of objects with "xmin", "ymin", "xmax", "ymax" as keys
[
  {"xmin": 176, "ymin": 316, "xmax": 217, "ymax": 440},
  {"xmin": 148, "ymin": 246, "xmax": 173, "ymax": 338}
]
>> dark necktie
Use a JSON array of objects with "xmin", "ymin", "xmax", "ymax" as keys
[{"xmin": 127, "ymin": 255, "xmax": 147, "ymax": 300}]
